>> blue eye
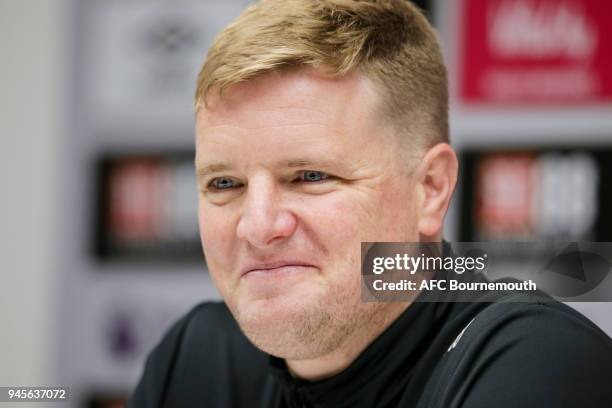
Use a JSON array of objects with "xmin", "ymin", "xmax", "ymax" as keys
[
  {"xmin": 300, "ymin": 171, "xmax": 329, "ymax": 182},
  {"xmin": 209, "ymin": 177, "xmax": 239, "ymax": 190}
]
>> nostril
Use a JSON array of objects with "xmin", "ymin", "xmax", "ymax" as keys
[{"xmin": 236, "ymin": 208, "xmax": 298, "ymax": 248}]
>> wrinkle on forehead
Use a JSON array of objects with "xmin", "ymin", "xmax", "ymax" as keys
[
  {"xmin": 194, "ymin": 67, "xmax": 405, "ymax": 177},
  {"xmin": 197, "ymin": 67, "xmax": 383, "ymax": 131},
  {"xmin": 197, "ymin": 115, "xmax": 335, "ymax": 132}
]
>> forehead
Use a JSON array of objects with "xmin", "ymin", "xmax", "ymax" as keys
[
  {"xmin": 197, "ymin": 68, "xmax": 383, "ymax": 132},
  {"xmin": 194, "ymin": 68, "xmax": 398, "ymax": 172}
]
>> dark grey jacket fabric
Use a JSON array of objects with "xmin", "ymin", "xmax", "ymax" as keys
[{"xmin": 128, "ymin": 273, "xmax": 612, "ymax": 408}]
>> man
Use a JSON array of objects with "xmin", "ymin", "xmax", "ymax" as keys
[{"xmin": 128, "ymin": 1, "xmax": 612, "ymax": 407}]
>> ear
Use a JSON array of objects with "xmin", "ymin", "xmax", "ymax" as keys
[{"xmin": 415, "ymin": 143, "xmax": 458, "ymax": 239}]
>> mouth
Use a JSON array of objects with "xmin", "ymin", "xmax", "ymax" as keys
[{"xmin": 240, "ymin": 261, "xmax": 316, "ymax": 277}]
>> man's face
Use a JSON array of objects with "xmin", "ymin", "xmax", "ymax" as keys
[{"xmin": 195, "ymin": 68, "xmax": 422, "ymax": 358}]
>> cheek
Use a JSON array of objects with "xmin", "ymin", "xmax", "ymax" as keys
[
  {"xmin": 332, "ymin": 192, "xmax": 389, "ymax": 241},
  {"xmin": 301, "ymin": 197, "xmax": 358, "ymax": 274},
  {"xmin": 378, "ymin": 181, "xmax": 419, "ymax": 240},
  {"xmin": 336, "ymin": 180, "xmax": 419, "ymax": 242},
  {"xmin": 198, "ymin": 201, "xmax": 235, "ymax": 271},
  {"xmin": 307, "ymin": 195, "xmax": 360, "ymax": 243},
  {"xmin": 300, "ymin": 195, "xmax": 364, "ymax": 276}
]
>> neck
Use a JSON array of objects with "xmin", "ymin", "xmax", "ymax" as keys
[{"xmin": 284, "ymin": 301, "xmax": 412, "ymax": 381}]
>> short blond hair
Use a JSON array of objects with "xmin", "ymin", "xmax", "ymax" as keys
[{"xmin": 195, "ymin": 0, "xmax": 449, "ymax": 145}]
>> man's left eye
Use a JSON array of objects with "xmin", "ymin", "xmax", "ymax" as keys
[{"xmin": 298, "ymin": 171, "xmax": 329, "ymax": 182}]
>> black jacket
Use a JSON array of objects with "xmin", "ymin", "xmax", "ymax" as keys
[{"xmin": 128, "ymin": 273, "xmax": 612, "ymax": 408}]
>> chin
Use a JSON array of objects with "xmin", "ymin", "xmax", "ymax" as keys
[
  {"xmin": 236, "ymin": 293, "xmax": 310, "ymax": 328},
  {"xmin": 232, "ymin": 294, "xmax": 329, "ymax": 358}
]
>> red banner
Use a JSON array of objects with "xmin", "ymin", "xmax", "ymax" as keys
[{"xmin": 460, "ymin": 0, "xmax": 612, "ymax": 105}]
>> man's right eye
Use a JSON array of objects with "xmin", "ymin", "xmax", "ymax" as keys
[{"xmin": 208, "ymin": 177, "xmax": 241, "ymax": 191}]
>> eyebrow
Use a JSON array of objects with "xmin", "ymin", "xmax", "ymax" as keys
[
  {"xmin": 196, "ymin": 158, "xmax": 345, "ymax": 179},
  {"xmin": 281, "ymin": 159, "xmax": 340, "ymax": 168},
  {"xmin": 197, "ymin": 162, "xmax": 233, "ymax": 178}
]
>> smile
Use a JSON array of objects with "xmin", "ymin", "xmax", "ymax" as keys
[{"xmin": 243, "ymin": 264, "xmax": 315, "ymax": 278}]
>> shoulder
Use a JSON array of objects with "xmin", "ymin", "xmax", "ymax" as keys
[
  {"xmin": 181, "ymin": 301, "xmax": 237, "ymax": 338},
  {"xmin": 128, "ymin": 301, "xmax": 269, "ymax": 407},
  {"xmin": 467, "ymin": 295, "xmax": 612, "ymax": 355},
  {"xmin": 423, "ymin": 295, "xmax": 612, "ymax": 408},
  {"xmin": 153, "ymin": 300, "xmax": 266, "ymax": 370},
  {"xmin": 147, "ymin": 301, "xmax": 238, "ymax": 357},
  {"xmin": 173, "ymin": 301, "xmax": 263, "ymax": 363}
]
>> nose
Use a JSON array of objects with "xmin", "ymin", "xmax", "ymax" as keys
[{"xmin": 236, "ymin": 175, "xmax": 297, "ymax": 248}]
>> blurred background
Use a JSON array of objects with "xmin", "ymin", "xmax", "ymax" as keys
[{"xmin": 1, "ymin": 0, "xmax": 611, "ymax": 406}]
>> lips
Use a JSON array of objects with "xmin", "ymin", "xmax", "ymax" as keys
[{"xmin": 240, "ymin": 260, "xmax": 315, "ymax": 277}]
